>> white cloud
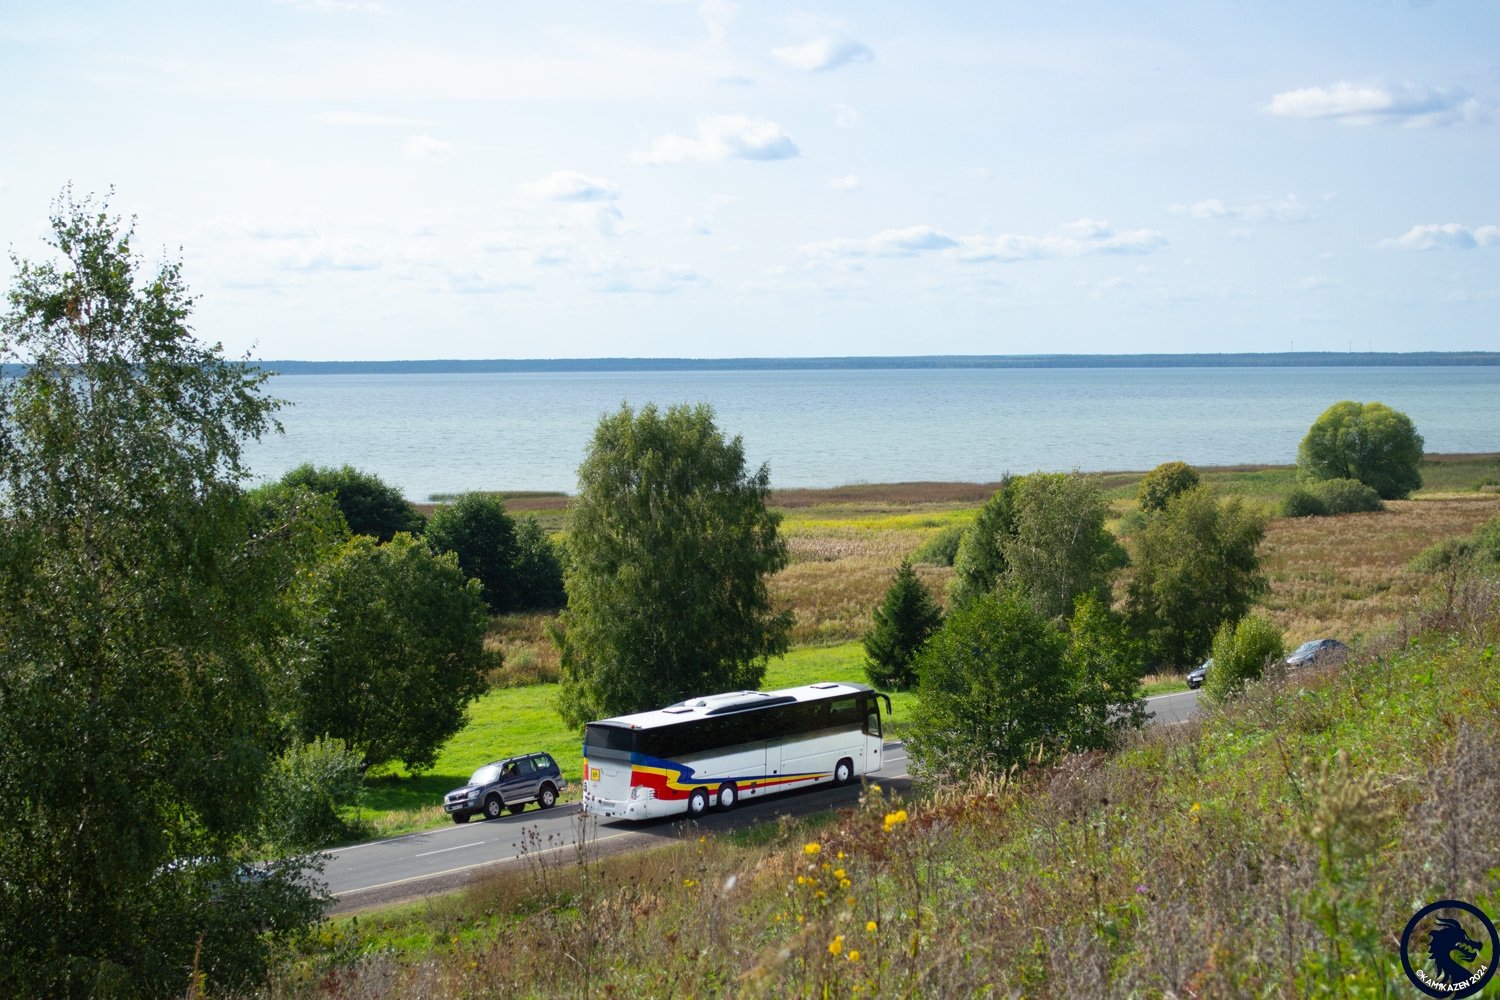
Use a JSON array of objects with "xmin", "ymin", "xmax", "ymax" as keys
[
  {"xmin": 591, "ymin": 258, "xmax": 702, "ymax": 294},
  {"xmin": 1170, "ymin": 196, "xmax": 1313, "ymax": 224},
  {"xmin": 632, "ymin": 114, "xmax": 798, "ymax": 164},
  {"xmin": 1377, "ymin": 223, "xmax": 1500, "ymax": 250},
  {"xmin": 800, "ymin": 225, "xmax": 959, "ymax": 259},
  {"xmin": 204, "ymin": 215, "xmax": 319, "ymax": 240},
  {"xmin": 402, "ymin": 135, "xmax": 455, "ymax": 160},
  {"xmin": 312, "ymin": 111, "xmax": 430, "ymax": 125},
  {"xmin": 797, "ymin": 219, "xmax": 1167, "ymax": 263},
  {"xmin": 771, "ymin": 35, "xmax": 873, "ymax": 72},
  {"xmin": 272, "ymin": 239, "xmax": 383, "ymax": 271},
  {"xmin": 957, "ymin": 219, "xmax": 1168, "ymax": 262},
  {"xmin": 834, "ymin": 104, "xmax": 860, "ymax": 127},
  {"xmin": 520, "ymin": 170, "xmax": 621, "ymax": 202},
  {"xmin": 1267, "ymin": 81, "xmax": 1482, "ymax": 126},
  {"xmin": 830, "ymin": 175, "xmax": 861, "ymax": 193}
]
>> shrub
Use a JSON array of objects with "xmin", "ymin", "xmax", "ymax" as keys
[
  {"xmin": 1410, "ymin": 515, "xmax": 1500, "ymax": 574},
  {"xmin": 263, "ymin": 736, "xmax": 365, "ymax": 851},
  {"xmin": 912, "ymin": 524, "xmax": 964, "ymax": 566},
  {"xmin": 514, "ymin": 515, "xmax": 566, "ymax": 610},
  {"xmin": 1313, "ymin": 478, "xmax": 1385, "ymax": 514},
  {"xmin": 862, "ymin": 560, "xmax": 943, "ymax": 690},
  {"xmin": 1297, "ymin": 400, "xmax": 1424, "ymax": 499},
  {"xmin": 273, "ymin": 463, "xmax": 424, "ymax": 541},
  {"xmin": 1279, "ymin": 486, "xmax": 1329, "ymax": 518},
  {"xmin": 1137, "ymin": 460, "xmax": 1201, "ymax": 513},
  {"xmin": 426, "ymin": 493, "xmax": 522, "ymax": 613},
  {"xmin": 908, "ymin": 589, "xmax": 1070, "ymax": 779},
  {"xmin": 1203, "ymin": 614, "xmax": 1285, "ymax": 704}
]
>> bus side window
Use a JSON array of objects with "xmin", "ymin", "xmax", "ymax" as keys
[{"xmin": 829, "ymin": 697, "xmax": 860, "ymax": 727}]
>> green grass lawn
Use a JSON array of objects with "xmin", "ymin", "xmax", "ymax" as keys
[{"xmin": 354, "ymin": 642, "xmax": 911, "ymax": 840}]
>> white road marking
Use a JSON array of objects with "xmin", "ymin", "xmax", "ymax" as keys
[{"xmin": 414, "ymin": 840, "xmax": 485, "ymax": 858}]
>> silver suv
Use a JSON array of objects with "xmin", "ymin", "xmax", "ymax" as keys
[{"xmin": 443, "ymin": 753, "xmax": 567, "ymax": 823}]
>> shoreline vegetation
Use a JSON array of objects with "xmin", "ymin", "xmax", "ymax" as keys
[
  {"xmin": 254, "ymin": 351, "xmax": 1500, "ymax": 375},
  {"xmin": 354, "ymin": 452, "xmax": 1500, "ymax": 843}
]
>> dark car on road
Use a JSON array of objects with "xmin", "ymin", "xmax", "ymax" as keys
[
  {"xmin": 444, "ymin": 753, "xmax": 567, "ymax": 823},
  {"xmin": 1186, "ymin": 659, "xmax": 1212, "ymax": 690},
  {"xmin": 1286, "ymin": 638, "xmax": 1350, "ymax": 668}
]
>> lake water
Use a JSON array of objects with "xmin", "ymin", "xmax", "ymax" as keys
[{"xmin": 242, "ymin": 367, "xmax": 1500, "ymax": 500}]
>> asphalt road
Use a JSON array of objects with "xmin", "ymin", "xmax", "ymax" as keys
[{"xmin": 325, "ymin": 689, "xmax": 1201, "ymax": 913}]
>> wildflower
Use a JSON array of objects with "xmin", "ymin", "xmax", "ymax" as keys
[
  {"xmin": 839, "ymin": 879, "xmax": 851, "ymax": 889},
  {"xmin": 867, "ymin": 920, "xmax": 878, "ymax": 932},
  {"xmin": 835, "ymin": 869, "xmax": 846, "ymax": 879},
  {"xmin": 1190, "ymin": 802, "xmax": 1201, "ymax": 824},
  {"xmin": 846, "ymin": 896, "xmax": 856, "ymax": 906},
  {"xmin": 798, "ymin": 876, "xmax": 807, "ymax": 885},
  {"xmin": 1135, "ymin": 884, "xmax": 1148, "ymax": 894},
  {"xmin": 848, "ymin": 950, "xmax": 861, "ymax": 962},
  {"xmin": 822, "ymin": 863, "xmax": 831, "ymax": 870},
  {"xmin": 837, "ymin": 851, "xmax": 845, "ymax": 859},
  {"xmin": 828, "ymin": 935, "xmax": 844, "ymax": 956},
  {"xmin": 804, "ymin": 842, "xmax": 821, "ymax": 855},
  {"xmin": 815, "ymin": 890, "xmax": 827, "ymax": 899},
  {"xmin": 797, "ymin": 915, "xmax": 804, "ymax": 924}
]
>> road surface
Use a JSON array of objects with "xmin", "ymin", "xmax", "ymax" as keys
[{"xmin": 325, "ymin": 689, "xmax": 1199, "ymax": 913}]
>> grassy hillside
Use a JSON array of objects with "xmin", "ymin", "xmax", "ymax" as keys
[{"xmin": 274, "ymin": 573, "xmax": 1500, "ymax": 998}]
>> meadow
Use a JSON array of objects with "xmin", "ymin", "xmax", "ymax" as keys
[{"xmin": 354, "ymin": 454, "xmax": 1500, "ymax": 840}]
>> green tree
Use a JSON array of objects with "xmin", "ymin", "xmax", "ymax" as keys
[
  {"xmin": 862, "ymin": 560, "xmax": 944, "ymax": 690},
  {"xmin": 906, "ymin": 589, "xmax": 1071, "ymax": 779},
  {"xmin": 949, "ymin": 476, "xmax": 1018, "ymax": 607},
  {"xmin": 1297, "ymin": 400, "xmax": 1425, "ymax": 500},
  {"xmin": 1203, "ymin": 614, "xmax": 1285, "ymax": 703},
  {"xmin": 1065, "ymin": 596, "xmax": 1147, "ymax": 746},
  {"xmin": 425, "ymin": 491, "xmax": 521, "ymax": 613},
  {"xmin": 1005, "ymin": 471, "xmax": 1126, "ymax": 619},
  {"xmin": 1124, "ymin": 485, "xmax": 1267, "ymax": 669},
  {"xmin": 298, "ymin": 533, "xmax": 493, "ymax": 771},
  {"xmin": 274, "ymin": 462, "xmax": 425, "ymax": 540},
  {"xmin": 262, "ymin": 736, "xmax": 366, "ymax": 851},
  {"xmin": 1137, "ymin": 460, "xmax": 1201, "ymax": 513},
  {"xmin": 0, "ymin": 191, "xmax": 329, "ymax": 995},
  {"xmin": 555, "ymin": 403, "xmax": 792, "ymax": 726},
  {"xmin": 514, "ymin": 514, "xmax": 567, "ymax": 610}
]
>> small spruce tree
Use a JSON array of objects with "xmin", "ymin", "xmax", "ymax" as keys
[{"xmin": 863, "ymin": 560, "xmax": 943, "ymax": 690}]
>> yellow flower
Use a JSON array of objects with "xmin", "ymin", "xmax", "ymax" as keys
[
  {"xmin": 834, "ymin": 869, "xmax": 846, "ymax": 879},
  {"xmin": 821, "ymin": 863, "xmax": 831, "ymax": 870},
  {"xmin": 828, "ymin": 935, "xmax": 844, "ymax": 956},
  {"xmin": 815, "ymin": 890, "xmax": 827, "ymax": 899},
  {"xmin": 845, "ymin": 896, "xmax": 856, "ymax": 906},
  {"xmin": 804, "ymin": 843, "xmax": 821, "ymax": 855},
  {"xmin": 839, "ymin": 879, "xmax": 851, "ymax": 889},
  {"xmin": 848, "ymin": 950, "xmax": 861, "ymax": 963},
  {"xmin": 797, "ymin": 876, "xmax": 807, "ymax": 885},
  {"xmin": 837, "ymin": 851, "xmax": 845, "ymax": 859},
  {"xmin": 797, "ymin": 915, "xmax": 804, "ymax": 923},
  {"xmin": 866, "ymin": 920, "xmax": 878, "ymax": 932}
]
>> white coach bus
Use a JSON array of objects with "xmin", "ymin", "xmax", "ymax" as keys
[{"xmin": 581, "ymin": 682, "xmax": 892, "ymax": 821}]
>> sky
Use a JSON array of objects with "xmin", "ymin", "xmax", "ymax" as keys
[{"xmin": 1, "ymin": 1, "xmax": 1497, "ymax": 361}]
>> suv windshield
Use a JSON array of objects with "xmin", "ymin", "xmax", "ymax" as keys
[
  {"xmin": 1293, "ymin": 641, "xmax": 1320, "ymax": 655},
  {"xmin": 470, "ymin": 764, "xmax": 501, "ymax": 786}
]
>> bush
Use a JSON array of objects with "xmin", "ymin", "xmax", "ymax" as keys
[
  {"xmin": 1137, "ymin": 461, "xmax": 1201, "ymax": 514},
  {"xmin": 274, "ymin": 463, "xmax": 424, "ymax": 541},
  {"xmin": 263, "ymin": 736, "xmax": 365, "ymax": 851},
  {"xmin": 862, "ymin": 561, "xmax": 943, "ymax": 690},
  {"xmin": 1279, "ymin": 486, "xmax": 1329, "ymax": 518},
  {"xmin": 426, "ymin": 493, "xmax": 521, "ymax": 613},
  {"xmin": 1297, "ymin": 400, "xmax": 1424, "ymax": 499},
  {"xmin": 1203, "ymin": 614, "xmax": 1285, "ymax": 704},
  {"xmin": 912, "ymin": 524, "xmax": 964, "ymax": 566},
  {"xmin": 1410, "ymin": 515, "xmax": 1500, "ymax": 574},
  {"xmin": 1313, "ymin": 478, "xmax": 1385, "ymax": 514},
  {"xmin": 907, "ymin": 589, "xmax": 1070, "ymax": 779},
  {"xmin": 514, "ymin": 515, "xmax": 566, "ymax": 610}
]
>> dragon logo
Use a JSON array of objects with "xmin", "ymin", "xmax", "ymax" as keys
[{"xmin": 1400, "ymin": 900, "xmax": 1497, "ymax": 999}]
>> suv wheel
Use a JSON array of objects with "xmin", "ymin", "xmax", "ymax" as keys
[
  {"xmin": 508, "ymin": 802, "xmax": 526, "ymax": 814},
  {"xmin": 452, "ymin": 811, "xmax": 471, "ymax": 824},
  {"xmin": 484, "ymin": 795, "xmax": 504, "ymax": 820},
  {"xmin": 538, "ymin": 783, "xmax": 557, "ymax": 809}
]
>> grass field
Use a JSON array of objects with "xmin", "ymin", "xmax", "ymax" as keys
[{"xmin": 352, "ymin": 455, "xmax": 1500, "ymax": 841}]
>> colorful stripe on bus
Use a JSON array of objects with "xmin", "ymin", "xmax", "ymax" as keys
[{"xmin": 630, "ymin": 753, "xmax": 829, "ymax": 800}]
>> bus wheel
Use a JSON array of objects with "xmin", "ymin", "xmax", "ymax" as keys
[
  {"xmin": 835, "ymin": 758, "xmax": 854, "ymax": 785},
  {"xmin": 716, "ymin": 783, "xmax": 737, "ymax": 811},
  {"xmin": 688, "ymin": 788, "xmax": 709, "ymax": 817}
]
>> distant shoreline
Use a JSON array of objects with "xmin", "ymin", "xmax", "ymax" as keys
[{"xmin": 256, "ymin": 351, "xmax": 1500, "ymax": 375}]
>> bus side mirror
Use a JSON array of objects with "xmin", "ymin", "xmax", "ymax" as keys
[{"xmin": 879, "ymin": 694, "xmax": 892, "ymax": 715}]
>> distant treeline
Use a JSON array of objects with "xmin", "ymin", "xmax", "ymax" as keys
[{"xmin": 255, "ymin": 352, "xmax": 1500, "ymax": 375}]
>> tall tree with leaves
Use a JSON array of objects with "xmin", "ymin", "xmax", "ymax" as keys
[
  {"xmin": 949, "ymin": 476, "xmax": 1019, "ymax": 607},
  {"xmin": 272, "ymin": 462, "xmax": 425, "ymax": 541},
  {"xmin": 425, "ymin": 491, "xmax": 521, "ymax": 613},
  {"xmin": 1006, "ymin": 471, "xmax": 1126, "ymax": 619},
  {"xmin": 555, "ymin": 403, "xmax": 792, "ymax": 726},
  {"xmin": 1297, "ymin": 400, "xmax": 1424, "ymax": 500},
  {"xmin": 1124, "ymin": 485, "xmax": 1267, "ymax": 668},
  {"xmin": 862, "ymin": 560, "xmax": 943, "ymax": 690},
  {"xmin": 0, "ymin": 191, "xmax": 329, "ymax": 995}
]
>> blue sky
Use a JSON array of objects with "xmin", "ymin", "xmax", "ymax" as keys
[{"xmin": 2, "ymin": 1, "xmax": 1496, "ymax": 360}]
